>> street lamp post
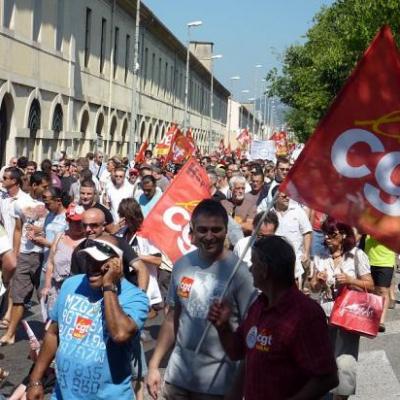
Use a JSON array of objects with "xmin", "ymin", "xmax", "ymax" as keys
[
  {"xmin": 183, "ymin": 20, "xmax": 202, "ymax": 134},
  {"xmin": 252, "ymin": 64, "xmax": 263, "ymax": 137},
  {"xmin": 128, "ymin": 0, "xmax": 141, "ymax": 161},
  {"xmin": 248, "ymin": 97, "xmax": 256, "ymax": 138},
  {"xmin": 208, "ymin": 54, "xmax": 223, "ymax": 154},
  {"xmin": 227, "ymin": 76, "xmax": 240, "ymax": 148},
  {"xmin": 239, "ymin": 89, "xmax": 249, "ymax": 132}
]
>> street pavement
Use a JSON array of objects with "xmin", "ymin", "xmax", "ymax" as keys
[{"xmin": 2, "ymin": 282, "xmax": 400, "ymax": 399}]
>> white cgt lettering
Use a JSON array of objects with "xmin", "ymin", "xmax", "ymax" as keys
[
  {"xmin": 331, "ymin": 128, "xmax": 400, "ymax": 216},
  {"xmin": 331, "ymin": 128, "xmax": 385, "ymax": 178},
  {"xmin": 163, "ymin": 206, "xmax": 190, "ymax": 232},
  {"xmin": 163, "ymin": 206, "xmax": 195, "ymax": 255}
]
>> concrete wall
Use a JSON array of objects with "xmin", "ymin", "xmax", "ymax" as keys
[{"xmin": 0, "ymin": 0, "xmax": 229, "ymax": 165}]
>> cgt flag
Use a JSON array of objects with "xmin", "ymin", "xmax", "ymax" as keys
[
  {"xmin": 154, "ymin": 124, "xmax": 178, "ymax": 157},
  {"xmin": 139, "ymin": 158, "xmax": 210, "ymax": 262},
  {"xmin": 166, "ymin": 130, "xmax": 195, "ymax": 164},
  {"xmin": 281, "ymin": 25, "xmax": 400, "ymax": 251},
  {"xmin": 135, "ymin": 140, "xmax": 148, "ymax": 164}
]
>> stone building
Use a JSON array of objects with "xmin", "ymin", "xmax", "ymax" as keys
[{"xmin": 0, "ymin": 0, "xmax": 229, "ymax": 165}]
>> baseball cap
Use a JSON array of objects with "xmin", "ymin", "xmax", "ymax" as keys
[
  {"xmin": 129, "ymin": 168, "xmax": 139, "ymax": 177},
  {"xmin": 79, "ymin": 239, "xmax": 123, "ymax": 262},
  {"xmin": 66, "ymin": 204, "xmax": 85, "ymax": 221}
]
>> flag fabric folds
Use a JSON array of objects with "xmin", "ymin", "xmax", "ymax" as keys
[
  {"xmin": 281, "ymin": 25, "xmax": 400, "ymax": 251},
  {"xmin": 139, "ymin": 158, "xmax": 210, "ymax": 262}
]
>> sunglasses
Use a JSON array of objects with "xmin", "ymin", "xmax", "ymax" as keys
[{"xmin": 83, "ymin": 222, "xmax": 103, "ymax": 229}]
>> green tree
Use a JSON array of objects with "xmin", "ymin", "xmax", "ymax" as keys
[{"xmin": 267, "ymin": 0, "xmax": 400, "ymax": 142}]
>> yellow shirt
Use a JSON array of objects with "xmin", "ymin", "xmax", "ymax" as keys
[{"xmin": 365, "ymin": 236, "xmax": 395, "ymax": 267}]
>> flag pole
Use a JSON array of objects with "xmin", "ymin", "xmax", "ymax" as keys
[{"xmin": 194, "ymin": 191, "xmax": 279, "ymax": 355}]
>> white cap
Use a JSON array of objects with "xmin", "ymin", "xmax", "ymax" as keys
[{"xmin": 79, "ymin": 239, "xmax": 123, "ymax": 262}]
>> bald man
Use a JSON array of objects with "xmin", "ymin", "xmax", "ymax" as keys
[{"xmin": 70, "ymin": 208, "xmax": 149, "ymax": 290}]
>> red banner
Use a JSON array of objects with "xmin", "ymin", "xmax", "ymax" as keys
[
  {"xmin": 139, "ymin": 158, "xmax": 210, "ymax": 262},
  {"xmin": 281, "ymin": 26, "xmax": 400, "ymax": 251},
  {"xmin": 237, "ymin": 128, "xmax": 251, "ymax": 147},
  {"xmin": 165, "ymin": 130, "xmax": 195, "ymax": 164},
  {"xmin": 186, "ymin": 128, "xmax": 197, "ymax": 153},
  {"xmin": 135, "ymin": 140, "xmax": 148, "ymax": 164},
  {"xmin": 272, "ymin": 131, "xmax": 288, "ymax": 156},
  {"xmin": 154, "ymin": 124, "xmax": 177, "ymax": 157}
]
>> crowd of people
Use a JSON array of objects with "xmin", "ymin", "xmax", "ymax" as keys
[{"xmin": 0, "ymin": 148, "xmax": 396, "ymax": 400}]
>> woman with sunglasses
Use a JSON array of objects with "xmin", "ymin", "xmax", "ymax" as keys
[
  {"xmin": 310, "ymin": 217, "xmax": 373, "ymax": 399},
  {"xmin": 41, "ymin": 204, "xmax": 85, "ymax": 311}
]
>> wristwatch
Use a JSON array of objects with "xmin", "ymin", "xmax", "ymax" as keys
[{"xmin": 103, "ymin": 284, "xmax": 118, "ymax": 293}]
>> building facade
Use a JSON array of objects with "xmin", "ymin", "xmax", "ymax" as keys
[{"xmin": 0, "ymin": 0, "xmax": 229, "ymax": 165}]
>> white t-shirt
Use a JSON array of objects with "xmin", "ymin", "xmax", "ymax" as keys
[
  {"xmin": 233, "ymin": 236, "xmax": 252, "ymax": 268},
  {"xmin": 12, "ymin": 194, "xmax": 47, "ymax": 254},
  {"xmin": 104, "ymin": 181, "xmax": 134, "ymax": 223},
  {"xmin": 0, "ymin": 188, "xmax": 31, "ymax": 242},
  {"xmin": 274, "ymin": 201, "xmax": 312, "ymax": 278},
  {"xmin": 121, "ymin": 231, "xmax": 162, "ymax": 305},
  {"xmin": 0, "ymin": 224, "xmax": 12, "ymax": 255}
]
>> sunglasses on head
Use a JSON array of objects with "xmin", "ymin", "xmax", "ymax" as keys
[{"xmin": 84, "ymin": 239, "xmax": 118, "ymax": 258}]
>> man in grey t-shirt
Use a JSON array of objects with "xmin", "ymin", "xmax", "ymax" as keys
[{"xmin": 147, "ymin": 199, "xmax": 255, "ymax": 399}]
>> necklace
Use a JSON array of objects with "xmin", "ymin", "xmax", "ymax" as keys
[{"xmin": 332, "ymin": 253, "xmax": 343, "ymax": 260}]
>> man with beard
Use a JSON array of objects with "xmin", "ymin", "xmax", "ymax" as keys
[
  {"xmin": 147, "ymin": 200, "xmax": 255, "ymax": 400},
  {"xmin": 221, "ymin": 176, "xmax": 256, "ymax": 235}
]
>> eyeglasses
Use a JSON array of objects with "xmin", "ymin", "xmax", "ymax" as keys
[{"xmin": 83, "ymin": 222, "xmax": 103, "ymax": 229}]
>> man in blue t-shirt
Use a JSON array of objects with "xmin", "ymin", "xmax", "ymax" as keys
[{"xmin": 26, "ymin": 236, "xmax": 149, "ymax": 400}]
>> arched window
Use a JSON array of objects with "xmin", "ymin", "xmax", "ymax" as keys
[
  {"xmin": 28, "ymin": 99, "xmax": 41, "ymax": 138},
  {"xmin": 52, "ymin": 103, "xmax": 63, "ymax": 133}
]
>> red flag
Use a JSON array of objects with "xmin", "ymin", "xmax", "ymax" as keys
[
  {"xmin": 281, "ymin": 26, "xmax": 400, "ymax": 251},
  {"xmin": 224, "ymin": 143, "xmax": 232, "ymax": 156},
  {"xmin": 186, "ymin": 128, "xmax": 197, "ymax": 153},
  {"xmin": 273, "ymin": 131, "xmax": 288, "ymax": 156},
  {"xmin": 166, "ymin": 130, "xmax": 195, "ymax": 164},
  {"xmin": 237, "ymin": 128, "xmax": 250, "ymax": 146},
  {"xmin": 218, "ymin": 139, "xmax": 225, "ymax": 155},
  {"xmin": 139, "ymin": 158, "xmax": 210, "ymax": 262},
  {"xmin": 154, "ymin": 124, "xmax": 177, "ymax": 157},
  {"xmin": 135, "ymin": 140, "xmax": 148, "ymax": 163}
]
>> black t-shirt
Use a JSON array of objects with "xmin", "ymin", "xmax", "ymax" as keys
[
  {"xmin": 93, "ymin": 202, "xmax": 114, "ymax": 226},
  {"xmin": 70, "ymin": 236, "xmax": 139, "ymax": 285}
]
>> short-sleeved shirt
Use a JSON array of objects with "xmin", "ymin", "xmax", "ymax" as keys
[
  {"xmin": 135, "ymin": 191, "xmax": 162, "ymax": 217},
  {"xmin": 364, "ymin": 236, "xmax": 395, "ymax": 268},
  {"xmin": 104, "ymin": 181, "xmax": 134, "ymax": 223},
  {"xmin": 42, "ymin": 212, "xmax": 68, "ymax": 270},
  {"xmin": 234, "ymin": 288, "xmax": 337, "ymax": 400},
  {"xmin": 49, "ymin": 274, "xmax": 149, "ymax": 400},
  {"xmin": 12, "ymin": 195, "xmax": 47, "ymax": 253},
  {"xmin": 0, "ymin": 188, "xmax": 31, "ymax": 242},
  {"xmin": 274, "ymin": 201, "xmax": 312, "ymax": 277},
  {"xmin": 116, "ymin": 228, "xmax": 162, "ymax": 305},
  {"xmin": 221, "ymin": 198, "xmax": 257, "ymax": 226},
  {"xmin": 314, "ymin": 247, "xmax": 371, "ymax": 288},
  {"xmin": 165, "ymin": 250, "xmax": 256, "ymax": 395},
  {"xmin": 0, "ymin": 224, "xmax": 12, "ymax": 255}
]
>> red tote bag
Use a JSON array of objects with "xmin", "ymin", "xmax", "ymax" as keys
[{"xmin": 329, "ymin": 287, "xmax": 384, "ymax": 338}]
